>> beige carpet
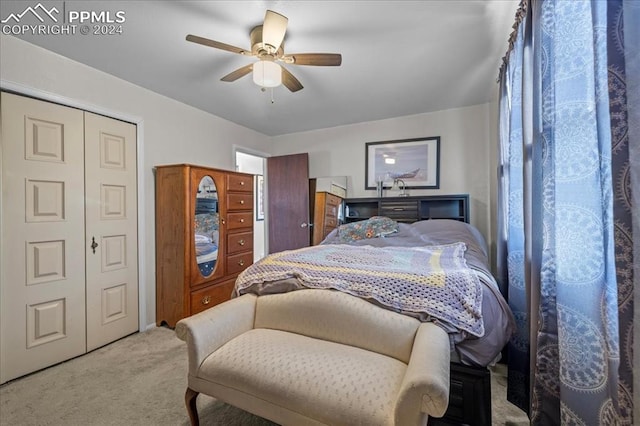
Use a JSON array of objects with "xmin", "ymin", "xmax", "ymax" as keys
[{"xmin": 0, "ymin": 327, "xmax": 528, "ymax": 425}]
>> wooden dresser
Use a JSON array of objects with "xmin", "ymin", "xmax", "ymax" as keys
[
  {"xmin": 312, "ymin": 191, "xmax": 343, "ymax": 245},
  {"xmin": 155, "ymin": 164, "xmax": 254, "ymax": 327}
]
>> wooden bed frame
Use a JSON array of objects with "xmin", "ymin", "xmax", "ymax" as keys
[{"xmin": 343, "ymin": 194, "xmax": 494, "ymax": 426}]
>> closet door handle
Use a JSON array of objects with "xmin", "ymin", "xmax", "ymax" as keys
[{"xmin": 91, "ymin": 237, "xmax": 98, "ymax": 254}]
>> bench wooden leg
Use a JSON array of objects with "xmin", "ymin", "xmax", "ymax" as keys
[{"xmin": 185, "ymin": 387, "xmax": 200, "ymax": 426}]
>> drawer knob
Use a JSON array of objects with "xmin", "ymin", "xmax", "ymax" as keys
[
  {"xmin": 201, "ymin": 295, "xmax": 211, "ymax": 305},
  {"xmin": 240, "ymin": 181, "xmax": 245, "ymax": 186},
  {"xmin": 240, "ymin": 200, "xmax": 245, "ymax": 205},
  {"xmin": 238, "ymin": 259, "xmax": 245, "ymax": 266},
  {"xmin": 240, "ymin": 218, "xmax": 245, "ymax": 223},
  {"xmin": 238, "ymin": 239, "xmax": 245, "ymax": 246}
]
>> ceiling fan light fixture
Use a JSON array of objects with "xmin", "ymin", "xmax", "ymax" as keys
[{"xmin": 253, "ymin": 60, "xmax": 282, "ymax": 88}]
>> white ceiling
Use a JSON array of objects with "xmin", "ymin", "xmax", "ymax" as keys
[{"xmin": 1, "ymin": 1, "xmax": 518, "ymax": 136}]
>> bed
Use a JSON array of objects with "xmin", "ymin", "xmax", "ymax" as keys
[
  {"xmin": 194, "ymin": 197, "xmax": 219, "ymax": 276},
  {"xmin": 233, "ymin": 215, "xmax": 515, "ymax": 425},
  {"xmin": 195, "ymin": 233, "xmax": 218, "ymax": 276}
]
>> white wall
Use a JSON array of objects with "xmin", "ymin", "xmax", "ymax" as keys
[
  {"xmin": 271, "ymin": 104, "xmax": 494, "ymax": 245},
  {"xmin": 0, "ymin": 35, "xmax": 270, "ymax": 329}
]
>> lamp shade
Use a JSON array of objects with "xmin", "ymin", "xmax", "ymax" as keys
[{"xmin": 253, "ymin": 61, "xmax": 282, "ymax": 88}]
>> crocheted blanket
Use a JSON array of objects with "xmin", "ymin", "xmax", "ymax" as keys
[{"xmin": 235, "ymin": 243, "xmax": 484, "ymax": 337}]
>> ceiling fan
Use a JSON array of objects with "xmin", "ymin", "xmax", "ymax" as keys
[{"xmin": 186, "ymin": 10, "xmax": 342, "ymax": 92}]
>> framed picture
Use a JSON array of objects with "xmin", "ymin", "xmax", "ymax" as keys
[
  {"xmin": 255, "ymin": 175, "xmax": 264, "ymax": 221},
  {"xmin": 365, "ymin": 136, "xmax": 440, "ymax": 190}
]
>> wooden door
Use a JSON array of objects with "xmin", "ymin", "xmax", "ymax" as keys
[
  {"xmin": 266, "ymin": 153, "xmax": 310, "ymax": 253},
  {"xmin": 84, "ymin": 112, "xmax": 138, "ymax": 351},
  {"xmin": 0, "ymin": 92, "xmax": 87, "ymax": 383}
]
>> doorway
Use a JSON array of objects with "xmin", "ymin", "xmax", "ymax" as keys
[{"xmin": 234, "ymin": 150, "xmax": 267, "ymax": 261}]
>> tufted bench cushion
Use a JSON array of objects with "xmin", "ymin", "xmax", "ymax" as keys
[{"xmin": 197, "ymin": 328, "xmax": 406, "ymax": 425}]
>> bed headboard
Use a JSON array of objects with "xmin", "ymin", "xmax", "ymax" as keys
[{"xmin": 343, "ymin": 194, "xmax": 469, "ymax": 224}]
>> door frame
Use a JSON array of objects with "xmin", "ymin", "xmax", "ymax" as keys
[{"xmin": 0, "ymin": 80, "xmax": 148, "ymax": 332}]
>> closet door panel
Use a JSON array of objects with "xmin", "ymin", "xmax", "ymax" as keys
[
  {"xmin": 84, "ymin": 112, "xmax": 138, "ymax": 351},
  {"xmin": 0, "ymin": 92, "xmax": 86, "ymax": 383}
]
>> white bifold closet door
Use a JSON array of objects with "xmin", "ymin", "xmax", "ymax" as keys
[
  {"xmin": 0, "ymin": 92, "xmax": 138, "ymax": 383},
  {"xmin": 84, "ymin": 111, "xmax": 138, "ymax": 351}
]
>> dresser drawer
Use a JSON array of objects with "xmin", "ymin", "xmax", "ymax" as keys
[
  {"xmin": 438, "ymin": 363, "xmax": 492, "ymax": 425},
  {"xmin": 325, "ymin": 202, "xmax": 339, "ymax": 218},
  {"xmin": 227, "ymin": 231, "xmax": 253, "ymax": 254},
  {"xmin": 227, "ymin": 251, "xmax": 253, "ymax": 275},
  {"xmin": 380, "ymin": 200, "xmax": 419, "ymax": 212},
  {"xmin": 190, "ymin": 279, "xmax": 235, "ymax": 315},
  {"xmin": 227, "ymin": 193, "xmax": 253, "ymax": 211},
  {"xmin": 325, "ymin": 216, "xmax": 337, "ymax": 228},
  {"xmin": 380, "ymin": 200, "xmax": 419, "ymax": 222},
  {"xmin": 326, "ymin": 193, "xmax": 342, "ymax": 207},
  {"xmin": 227, "ymin": 174, "xmax": 253, "ymax": 192},
  {"xmin": 226, "ymin": 212, "xmax": 253, "ymax": 230}
]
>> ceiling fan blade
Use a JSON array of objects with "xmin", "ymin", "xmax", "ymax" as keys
[
  {"xmin": 186, "ymin": 34, "xmax": 249, "ymax": 55},
  {"xmin": 221, "ymin": 64, "xmax": 253, "ymax": 82},
  {"xmin": 281, "ymin": 66, "xmax": 303, "ymax": 92},
  {"xmin": 284, "ymin": 53, "xmax": 342, "ymax": 66},
  {"xmin": 262, "ymin": 10, "xmax": 288, "ymax": 52}
]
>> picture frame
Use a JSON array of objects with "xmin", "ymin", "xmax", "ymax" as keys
[
  {"xmin": 255, "ymin": 174, "xmax": 264, "ymax": 221},
  {"xmin": 365, "ymin": 136, "xmax": 440, "ymax": 190}
]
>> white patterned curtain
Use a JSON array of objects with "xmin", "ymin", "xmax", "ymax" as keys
[{"xmin": 497, "ymin": 0, "xmax": 637, "ymax": 423}]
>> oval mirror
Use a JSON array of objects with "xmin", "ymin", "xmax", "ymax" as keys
[{"xmin": 194, "ymin": 175, "xmax": 219, "ymax": 277}]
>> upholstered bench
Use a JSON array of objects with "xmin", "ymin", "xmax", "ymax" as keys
[{"xmin": 175, "ymin": 289, "xmax": 451, "ymax": 426}]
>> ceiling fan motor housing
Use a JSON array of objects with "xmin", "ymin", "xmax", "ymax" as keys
[{"xmin": 250, "ymin": 26, "xmax": 284, "ymax": 59}]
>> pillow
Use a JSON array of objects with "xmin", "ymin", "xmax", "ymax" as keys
[{"xmin": 336, "ymin": 216, "xmax": 398, "ymax": 243}]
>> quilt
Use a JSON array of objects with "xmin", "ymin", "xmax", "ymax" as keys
[{"xmin": 235, "ymin": 242, "xmax": 484, "ymax": 337}]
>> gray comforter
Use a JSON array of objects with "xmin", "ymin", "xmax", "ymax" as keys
[
  {"xmin": 322, "ymin": 219, "xmax": 515, "ymax": 367},
  {"xmin": 236, "ymin": 219, "xmax": 515, "ymax": 367}
]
